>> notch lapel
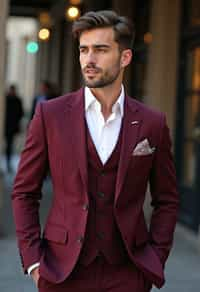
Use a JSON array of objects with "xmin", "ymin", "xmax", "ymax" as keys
[
  {"xmin": 66, "ymin": 89, "xmax": 88, "ymax": 193},
  {"xmin": 115, "ymin": 96, "xmax": 142, "ymax": 203}
]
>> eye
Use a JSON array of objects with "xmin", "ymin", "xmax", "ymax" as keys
[
  {"xmin": 97, "ymin": 48, "xmax": 107, "ymax": 53},
  {"xmin": 79, "ymin": 47, "xmax": 87, "ymax": 54}
]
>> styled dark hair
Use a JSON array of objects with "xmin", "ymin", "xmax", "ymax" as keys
[{"xmin": 72, "ymin": 10, "xmax": 135, "ymax": 50}]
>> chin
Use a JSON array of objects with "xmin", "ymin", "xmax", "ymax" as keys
[{"xmin": 85, "ymin": 81, "xmax": 98, "ymax": 88}]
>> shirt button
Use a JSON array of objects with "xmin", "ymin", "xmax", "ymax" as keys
[
  {"xmin": 77, "ymin": 236, "xmax": 84, "ymax": 244},
  {"xmin": 97, "ymin": 192, "xmax": 105, "ymax": 198},
  {"xmin": 82, "ymin": 203, "xmax": 89, "ymax": 211}
]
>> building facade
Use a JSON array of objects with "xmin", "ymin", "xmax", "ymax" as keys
[{"xmin": 0, "ymin": 0, "xmax": 199, "ymax": 235}]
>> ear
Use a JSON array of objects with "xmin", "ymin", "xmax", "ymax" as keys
[{"xmin": 120, "ymin": 49, "xmax": 133, "ymax": 68}]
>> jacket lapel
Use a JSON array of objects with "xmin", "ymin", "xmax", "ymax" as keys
[
  {"xmin": 66, "ymin": 89, "xmax": 88, "ymax": 193},
  {"xmin": 64, "ymin": 90, "xmax": 142, "ymax": 201},
  {"xmin": 115, "ymin": 96, "xmax": 142, "ymax": 203}
]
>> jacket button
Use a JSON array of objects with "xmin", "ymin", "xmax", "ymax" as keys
[
  {"xmin": 77, "ymin": 236, "xmax": 84, "ymax": 244},
  {"xmin": 82, "ymin": 204, "xmax": 89, "ymax": 211}
]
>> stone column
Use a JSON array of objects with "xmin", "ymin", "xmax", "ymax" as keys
[
  {"xmin": 0, "ymin": 0, "xmax": 9, "ymax": 207},
  {"xmin": 61, "ymin": 22, "xmax": 81, "ymax": 93},
  {"xmin": 48, "ymin": 20, "xmax": 62, "ymax": 87},
  {"xmin": 0, "ymin": 0, "xmax": 9, "ymax": 155},
  {"xmin": 144, "ymin": 0, "xmax": 181, "ymax": 136},
  {"xmin": 36, "ymin": 41, "xmax": 50, "ymax": 85}
]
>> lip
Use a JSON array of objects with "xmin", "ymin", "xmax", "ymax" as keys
[
  {"xmin": 85, "ymin": 69, "xmax": 98, "ymax": 74},
  {"xmin": 84, "ymin": 70, "xmax": 99, "ymax": 78}
]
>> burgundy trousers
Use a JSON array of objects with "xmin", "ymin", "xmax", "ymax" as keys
[{"xmin": 38, "ymin": 256, "xmax": 152, "ymax": 292}]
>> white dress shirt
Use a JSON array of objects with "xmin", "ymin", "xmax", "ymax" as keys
[
  {"xmin": 85, "ymin": 85, "xmax": 124, "ymax": 164},
  {"xmin": 28, "ymin": 85, "xmax": 125, "ymax": 274}
]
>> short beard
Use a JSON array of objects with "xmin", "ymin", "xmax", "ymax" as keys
[
  {"xmin": 82, "ymin": 64, "xmax": 121, "ymax": 88},
  {"xmin": 83, "ymin": 73, "xmax": 120, "ymax": 88}
]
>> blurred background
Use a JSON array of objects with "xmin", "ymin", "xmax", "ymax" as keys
[{"xmin": 0, "ymin": 0, "xmax": 200, "ymax": 291}]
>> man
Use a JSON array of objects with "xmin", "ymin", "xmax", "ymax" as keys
[
  {"xmin": 12, "ymin": 10, "xmax": 179, "ymax": 292},
  {"xmin": 4, "ymin": 84, "xmax": 24, "ymax": 172}
]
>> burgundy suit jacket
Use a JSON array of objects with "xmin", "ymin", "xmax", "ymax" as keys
[{"xmin": 12, "ymin": 88, "xmax": 179, "ymax": 288}]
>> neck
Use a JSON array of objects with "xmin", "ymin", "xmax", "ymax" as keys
[{"xmin": 89, "ymin": 82, "xmax": 122, "ymax": 120}]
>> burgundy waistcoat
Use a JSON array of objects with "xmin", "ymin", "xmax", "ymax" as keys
[{"xmin": 79, "ymin": 122, "xmax": 129, "ymax": 266}]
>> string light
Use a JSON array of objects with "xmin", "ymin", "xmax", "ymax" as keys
[
  {"xmin": 38, "ymin": 28, "xmax": 50, "ymax": 41},
  {"xmin": 66, "ymin": 6, "xmax": 80, "ymax": 21},
  {"xmin": 144, "ymin": 32, "xmax": 153, "ymax": 44},
  {"xmin": 69, "ymin": 0, "xmax": 82, "ymax": 4},
  {"xmin": 26, "ymin": 41, "xmax": 39, "ymax": 54}
]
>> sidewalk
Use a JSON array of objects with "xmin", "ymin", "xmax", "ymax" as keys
[
  {"xmin": 152, "ymin": 225, "xmax": 200, "ymax": 292},
  {"xmin": 0, "ymin": 159, "xmax": 52, "ymax": 292},
  {"xmin": 0, "ymin": 157, "xmax": 200, "ymax": 291}
]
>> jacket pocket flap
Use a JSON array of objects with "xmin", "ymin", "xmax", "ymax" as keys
[{"xmin": 44, "ymin": 225, "xmax": 68, "ymax": 244}]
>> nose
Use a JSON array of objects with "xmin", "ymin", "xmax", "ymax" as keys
[{"xmin": 86, "ymin": 50, "xmax": 96, "ymax": 64}]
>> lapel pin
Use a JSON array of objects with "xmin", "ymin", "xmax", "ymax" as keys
[{"xmin": 131, "ymin": 121, "xmax": 139, "ymax": 125}]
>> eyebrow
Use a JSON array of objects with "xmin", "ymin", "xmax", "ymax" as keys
[{"xmin": 79, "ymin": 44, "xmax": 111, "ymax": 49}]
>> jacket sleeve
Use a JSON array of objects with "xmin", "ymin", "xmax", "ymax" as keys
[
  {"xmin": 12, "ymin": 102, "xmax": 48, "ymax": 273},
  {"xmin": 149, "ymin": 114, "xmax": 179, "ymax": 266}
]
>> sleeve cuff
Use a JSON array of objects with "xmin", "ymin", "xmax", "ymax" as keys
[{"xmin": 27, "ymin": 262, "xmax": 40, "ymax": 275}]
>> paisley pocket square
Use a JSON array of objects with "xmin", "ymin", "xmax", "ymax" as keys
[{"xmin": 133, "ymin": 138, "xmax": 155, "ymax": 156}]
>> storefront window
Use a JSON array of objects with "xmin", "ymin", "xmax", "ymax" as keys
[{"xmin": 182, "ymin": 47, "xmax": 200, "ymax": 186}]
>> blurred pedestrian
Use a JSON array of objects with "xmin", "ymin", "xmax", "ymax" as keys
[
  {"xmin": 12, "ymin": 10, "xmax": 179, "ymax": 292},
  {"xmin": 30, "ymin": 81, "xmax": 56, "ymax": 120},
  {"xmin": 4, "ymin": 84, "xmax": 24, "ymax": 173}
]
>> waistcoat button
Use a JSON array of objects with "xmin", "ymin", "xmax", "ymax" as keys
[{"xmin": 97, "ymin": 191, "xmax": 105, "ymax": 198}]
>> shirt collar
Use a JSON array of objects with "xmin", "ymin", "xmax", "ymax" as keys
[{"xmin": 84, "ymin": 85, "xmax": 125, "ymax": 117}]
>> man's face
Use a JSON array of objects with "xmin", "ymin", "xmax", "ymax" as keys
[{"xmin": 79, "ymin": 27, "xmax": 124, "ymax": 88}]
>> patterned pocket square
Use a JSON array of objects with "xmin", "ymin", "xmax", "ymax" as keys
[{"xmin": 133, "ymin": 138, "xmax": 155, "ymax": 156}]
